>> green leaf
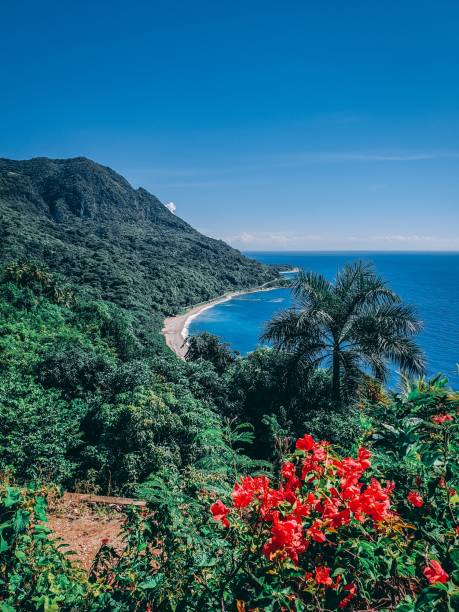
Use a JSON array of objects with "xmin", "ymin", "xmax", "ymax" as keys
[
  {"xmin": 0, "ymin": 535, "xmax": 9, "ymax": 553},
  {"xmin": 138, "ymin": 575, "xmax": 162, "ymax": 590},
  {"xmin": 13, "ymin": 509, "xmax": 30, "ymax": 533},
  {"xmin": 3, "ymin": 487, "xmax": 20, "ymax": 508},
  {"xmin": 15, "ymin": 550, "xmax": 27, "ymax": 562},
  {"xmin": 34, "ymin": 496, "xmax": 48, "ymax": 522}
]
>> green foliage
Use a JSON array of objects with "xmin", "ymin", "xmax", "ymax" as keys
[
  {"xmin": 0, "ymin": 158, "xmax": 457, "ymax": 608},
  {"xmin": 79, "ymin": 382, "xmax": 225, "ymax": 494},
  {"xmin": 0, "ymin": 476, "xmax": 87, "ymax": 610},
  {"xmin": 0, "ymin": 267, "xmax": 235, "ymax": 494},
  {"xmin": 122, "ymin": 385, "xmax": 457, "ymax": 611},
  {"xmin": 0, "ymin": 373, "xmax": 85, "ymax": 483},
  {"xmin": 2, "ymin": 261, "xmax": 74, "ymax": 307},
  {"xmin": 186, "ymin": 331, "xmax": 239, "ymax": 374},
  {"xmin": 0, "ymin": 157, "xmax": 276, "ymax": 319},
  {"xmin": 366, "ymin": 376, "xmax": 459, "ymax": 610},
  {"xmin": 220, "ymin": 350, "xmax": 361, "ymax": 456},
  {"xmin": 302, "ymin": 404, "xmax": 363, "ymax": 450},
  {"xmin": 0, "ymin": 382, "xmax": 457, "ymax": 610}
]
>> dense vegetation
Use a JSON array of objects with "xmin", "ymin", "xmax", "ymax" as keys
[
  {"xmin": 0, "ymin": 159, "xmax": 457, "ymax": 609},
  {"xmin": 0, "ymin": 262, "xmax": 244, "ymax": 493},
  {"xmin": 1, "ymin": 380, "xmax": 458, "ymax": 610},
  {"xmin": 1, "ymin": 262, "xmax": 457, "ymax": 609},
  {"xmin": 0, "ymin": 157, "xmax": 276, "ymax": 320}
]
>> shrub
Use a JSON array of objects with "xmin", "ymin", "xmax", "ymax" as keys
[
  {"xmin": 0, "ymin": 374, "xmax": 85, "ymax": 483},
  {"xmin": 0, "ymin": 387, "xmax": 458, "ymax": 610},
  {"xmin": 0, "ymin": 475, "xmax": 86, "ymax": 610},
  {"xmin": 186, "ymin": 332, "xmax": 239, "ymax": 374}
]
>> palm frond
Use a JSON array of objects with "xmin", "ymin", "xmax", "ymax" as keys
[
  {"xmin": 292, "ymin": 271, "xmax": 332, "ymax": 309},
  {"xmin": 260, "ymin": 260, "xmax": 424, "ymax": 404}
]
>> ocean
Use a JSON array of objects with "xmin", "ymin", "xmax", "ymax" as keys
[{"xmin": 188, "ymin": 252, "xmax": 459, "ymax": 387}]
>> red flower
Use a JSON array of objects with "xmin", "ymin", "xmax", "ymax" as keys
[
  {"xmin": 315, "ymin": 565, "xmax": 333, "ymax": 586},
  {"xmin": 232, "ymin": 475, "xmax": 271, "ymax": 508},
  {"xmin": 291, "ymin": 499, "xmax": 311, "ymax": 518},
  {"xmin": 358, "ymin": 479, "xmax": 393, "ymax": 522},
  {"xmin": 432, "ymin": 413, "xmax": 453, "ymax": 424},
  {"xmin": 423, "ymin": 559, "xmax": 449, "ymax": 584},
  {"xmin": 262, "ymin": 512, "xmax": 308, "ymax": 564},
  {"xmin": 281, "ymin": 462, "xmax": 301, "ymax": 492},
  {"xmin": 232, "ymin": 483, "xmax": 253, "ymax": 508},
  {"xmin": 357, "ymin": 447, "xmax": 371, "ymax": 470},
  {"xmin": 281, "ymin": 462, "xmax": 296, "ymax": 479},
  {"xmin": 210, "ymin": 500, "xmax": 230, "ymax": 527},
  {"xmin": 307, "ymin": 520, "xmax": 326, "ymax": 543},
  {"xmin": 101, "ymin": 537, "xmax": 109, "ymax": 545},
  {"xmin": 312, "ymin": 444, "xmax": 327, "ymax": 462},
  {"xmin": 339, "ymin": 582, "xmax": 357, "ymax": 608},
  {"xmin": 407, "ymin": 491, "xmax": 423, "ymax": 507},
  {"xmin": 329, "ymin": 508, "xmax": 351, "ymax": 528},
  {"xmin": 296, "ymin": 434, "xmax": 315, "ymax": 451}
]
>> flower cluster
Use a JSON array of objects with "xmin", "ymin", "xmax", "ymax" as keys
[
  {"xmin": 432, "ymin": 413, "xmax": 454, "ymax": 424},
  {"xmin": 423, "ymin": 559, "xmax": 449, "ymax": 584},
  {"xmin": 407, "ymin": 490, "xmax": 423, "ymax": 507},
  {"xmin": 210, "ymin": 433, "xmax": 398, "ymax": 608}
]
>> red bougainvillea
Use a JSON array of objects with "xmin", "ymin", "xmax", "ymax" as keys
[
  {"xmin": 210, "ymin": 433, "xmax": 401, "ymax": 607},
  {"xmin": 407, "ymin": 490, "xmax": 424, "ymax": 507},
  {"xmin": 423, "ymin": 559, "xmax": 449, "ymax": 584},
  {"xmin": 432, "ymin": 413, "xmax": 453, "ymax": 424},
  {"xmin": 207, "ymin": 423, "xmax": 458, "ymax": 609},
  {"xmin": 210, "ymin": 500, "xmax": 230, "ymax": 527}
]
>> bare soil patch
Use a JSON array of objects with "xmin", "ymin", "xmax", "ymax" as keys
[{"xmin": 47, "ymin": 494, "xmax": 130, "ymax": 571}]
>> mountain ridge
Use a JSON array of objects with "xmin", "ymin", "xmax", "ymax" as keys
[{"xmin": 0, "ymin": 156, "xmax": 277, "ymax": 319}]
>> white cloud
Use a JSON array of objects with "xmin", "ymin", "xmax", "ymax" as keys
[
  {"xmin": 223, "ymin": 231, "xmax": 323, "ymax": 247},
  {"xmin": 164, "ymin": 201, "xmax": 177, "ymax": 214},
  {"xmin": 271, "ymin": 150, "xmax": 459, "ymax": 168},
  {"xmin": 220, "ymin": 230, "xmax": 458, "ymax": 251},
  {"xmin": 369, "ymin": 234, "xmax": 450, "ymax": 243}
]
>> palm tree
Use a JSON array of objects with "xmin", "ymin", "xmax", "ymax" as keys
[{"xmin": 261, "ymin": 261, "xmax": 425, "ymax": 406}]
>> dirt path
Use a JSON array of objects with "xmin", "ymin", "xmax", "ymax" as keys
[{"xmin": 47, "ymin": 493, "xmax": 143, "ymax": 571}]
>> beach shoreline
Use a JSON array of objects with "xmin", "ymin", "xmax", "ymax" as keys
[
  {"xmin": 162, "ymin": 285, "xmax": 279, "ymax": 359},
  {"xmin": 162, "ymin": 267, "xmax": 299, "ymax": 359}
]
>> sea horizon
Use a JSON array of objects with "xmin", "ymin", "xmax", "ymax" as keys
[
  {"xmin": 190, "ymin": 251, "xmax": 459, "ymax": 388},
  {"xmin": 243, "ymin": 249, "xmax": 459, "ymax": 254}
]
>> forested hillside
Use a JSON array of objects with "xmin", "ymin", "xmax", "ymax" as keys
[
  {"xmin": 0, "ymin": 157, "xmax": 276, "ymax": 318},
  {"xmin": 0, "ymin": 159, "xmax": 457, "ymax": 610}
]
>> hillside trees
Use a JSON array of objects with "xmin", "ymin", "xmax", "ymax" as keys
[{"xmin": 0, "ymin": 265, "xmax": 237, "ymax": 493}]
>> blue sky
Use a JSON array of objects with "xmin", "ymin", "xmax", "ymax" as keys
[{"xmin": 1, "ymin": 0, "xmax": 459, "ymax": 250}]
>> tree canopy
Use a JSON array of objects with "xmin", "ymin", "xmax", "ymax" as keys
[{"xmin": 262, "ymin": 261, "xmax": 425, "ymax": 405}]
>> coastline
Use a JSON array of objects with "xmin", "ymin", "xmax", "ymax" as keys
[{"xmin": 162, "ymin": 284, "xmax": 279, "ymax": 359}]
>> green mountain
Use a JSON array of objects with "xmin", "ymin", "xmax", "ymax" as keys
[{"xmin": 0, "ymin": 157, "xmax": 276, "ymax": 318}]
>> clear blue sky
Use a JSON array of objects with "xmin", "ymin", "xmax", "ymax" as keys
[{"xmin": 2, "ymin": 0, "xmax": 459, "ymax": 250}]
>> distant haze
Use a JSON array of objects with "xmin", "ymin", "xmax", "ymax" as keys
[{"xmin": 1, "ymin": 2, "xmax": 458, "ymax": 251}]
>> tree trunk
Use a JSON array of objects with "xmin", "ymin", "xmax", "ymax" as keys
[{"xmin": 332, "ymin": 346, "xmax": 341, "ymax": 407}]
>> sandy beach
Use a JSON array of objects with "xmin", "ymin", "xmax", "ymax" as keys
[{"xmin": 161, "ymin": 285, "xmax": 278, "ymax": 359}]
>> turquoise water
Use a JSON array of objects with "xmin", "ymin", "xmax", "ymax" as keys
[{"xmin": 188, "ymin": 252, "xmax": 459, "ymax": 386}]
